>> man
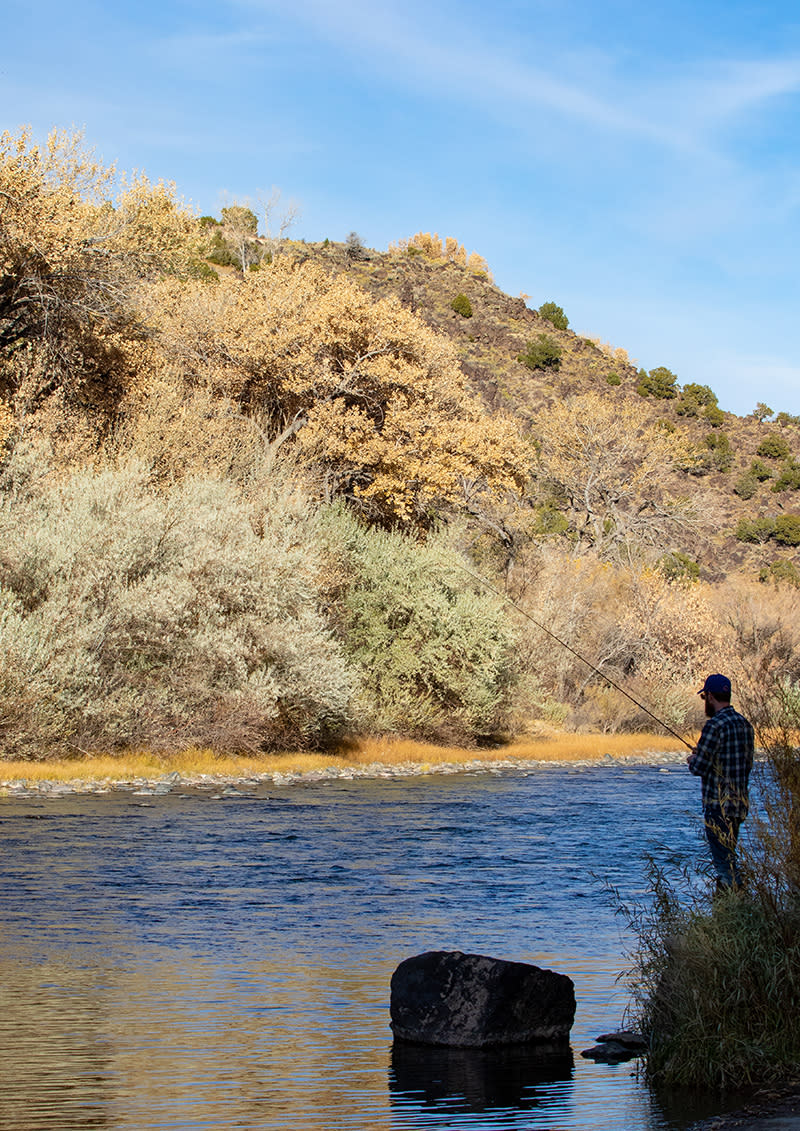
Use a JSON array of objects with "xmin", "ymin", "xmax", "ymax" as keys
[{"xmin": 687, "ymin": 673, "xmax": 754, "ymax": 889}]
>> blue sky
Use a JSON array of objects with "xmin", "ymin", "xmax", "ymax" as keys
[{"xmin": 5, "ymin": 0, "xmax": 800, "ymax": 416}]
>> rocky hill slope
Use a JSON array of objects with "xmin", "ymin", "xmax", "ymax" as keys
[{"xmin": 297, "ymin": 238, "xmax": 800, "ymax": 584}]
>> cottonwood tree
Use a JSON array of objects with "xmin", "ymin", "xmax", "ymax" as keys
[
  {"xmin": 220, "ymin": 204, "xmax": 260, "ymax": 273},
  {"xmin": 533, "ymin": 391, "xmax": 697, "ymax": 561},
  {"xmin": 135, "ymin": 259, "xmax": 525, "ymax": 526},
  {"xmin": 257, "ymin": 186, "xmax": 299, "ymax": 259},
  {"xmin": 0, "ymin": 126, "xmax": 198, "ymax": 414}
]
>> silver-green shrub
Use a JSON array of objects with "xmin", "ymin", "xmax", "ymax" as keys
[
  {"xmin": 320, "ymin": 507, "xmax": 518, "ymax": 743},
  {"xmin": 0, "ymin": 458, "xmax": 354, "ymax": 757}
]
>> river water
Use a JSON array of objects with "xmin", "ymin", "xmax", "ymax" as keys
[{"xmin": 0, "ymin": 761, "xmax": 744, "ymax": 1130}]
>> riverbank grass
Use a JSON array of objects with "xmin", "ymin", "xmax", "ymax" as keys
[
  {"xmin": 0, "ymin": 731, "xmax": 687, "ymax": 784},
  {"xmin": 630, "ymin": 872, "xmax": 800, "ymax": 1089}
]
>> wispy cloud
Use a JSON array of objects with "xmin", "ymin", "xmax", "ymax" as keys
[{"xmin": 233, "ymin": 0, "xmax": 800, "ymax": 160}]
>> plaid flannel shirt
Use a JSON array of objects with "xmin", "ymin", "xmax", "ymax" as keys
[{"xmin": 688, "ymin": 704, "xmax": 754, "ymax": 817}]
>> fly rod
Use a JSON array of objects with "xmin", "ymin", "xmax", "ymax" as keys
[{"xmin": 458, "ymin": 565, "xmax": 694, "ymax": 750}]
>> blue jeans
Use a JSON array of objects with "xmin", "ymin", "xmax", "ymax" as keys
[{"xmin": 704, "ymin": 809, "xmax": 743, "ymax": 888}]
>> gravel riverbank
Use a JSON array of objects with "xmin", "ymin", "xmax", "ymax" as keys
[{"xmin": 0, "ymin": 748, "xmax": 688, "ymax": 798}]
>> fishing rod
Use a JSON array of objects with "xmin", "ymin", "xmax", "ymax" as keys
[{"xmin": 458, "ymin": 564, "xmax": 694, "ymax": 750}]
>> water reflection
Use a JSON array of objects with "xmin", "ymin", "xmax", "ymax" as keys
[
  {"xmin": 390, "ymin": 1040, "xmax": 574, "ymax": 1124},
  {"xmin": 0, "ymin": 764, "xmax": 732, "ymax": 1129},
  {"xmin": 0, "ymin": 960, "xmax": 112, "ymax": 1130}
]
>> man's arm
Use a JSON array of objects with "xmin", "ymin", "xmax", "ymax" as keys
[{"xmin": 688, "ymin": 718, "xmax": 718, "ymax": 776}]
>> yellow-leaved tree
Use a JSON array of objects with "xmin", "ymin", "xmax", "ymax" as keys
[
  {"xmin": 533, "ymin": 391, "xmax": 697, "ymax": 561},
  {"xmin": 134, "ymin": 259, "xmax": 526, "ymax": 526},
  {"xmin": 0, "ymin": 126, "xmax": 199, "ymax": 416}
]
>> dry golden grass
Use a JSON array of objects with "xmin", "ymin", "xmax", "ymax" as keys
[{"xmin": 0, "ymin": 732, "xmax": 689, "ymax": 784}]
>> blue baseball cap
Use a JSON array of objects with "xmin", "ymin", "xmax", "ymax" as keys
[{"xmin": 698, "ymin": 673, "xmax": 731, "ymax": 697}]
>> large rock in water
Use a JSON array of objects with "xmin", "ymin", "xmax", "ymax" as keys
[{"xmin": 390, "ymin": 950, "xmax": 576, "ymax": 1048}]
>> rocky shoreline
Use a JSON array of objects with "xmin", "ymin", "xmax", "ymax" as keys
[{"xmin": 0, "ymin": 749, "xmax": 687, "ymax": 798}]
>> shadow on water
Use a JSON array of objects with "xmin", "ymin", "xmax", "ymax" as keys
[{"xmin": 390, "ymin": 1040, "xmax": 575, "ymax": 1120}]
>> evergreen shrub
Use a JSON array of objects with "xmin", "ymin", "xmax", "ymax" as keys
[
  {"xmin": 537, "ymin": 301, "xmax": 568, "ymax": 330},
  {"xmin": 658, "ymin": 550, "xmax": 700, "ymax": 582},
  {"xmin": 733, "ymin": 472, "xmax": 758, "ymax": 500},
  {"xmin": 702, "ymin": 431, "xmax": 733, "ymax": 472},
  {"xmin": 760, "ymin": 559, "xmax": 800, "ymax": 587},
  {"xmin": 450, "ymin": 293, "xmax": 473, "ymax": 318},
  {"xmin": 735, "ymin": 516, "xmax": 776, "ymax": 543},
  {"xmin": 772, "ymin": 460, "xmax": 800, "ymax": 492},
  {"xmin": 758, "ymin": 433, "xmax": 791, "ymax": 461},
  {"xmin": 518, "ymin": 334, "xmax": 562, "ymax": 371},
  {"xmin": 750, "ymin": 459, "xmax": 773, "ymax": 481},
  {"xmin": 773, "ymin": 514, "xmax": 800, "ymax": 546},
  {"xmin": 636, "ymin": 366, "xmax": 679, "ymax": 399},
  {"xmin": 676, "ymin": 383, "xmax": 718, "ymax": 418}
]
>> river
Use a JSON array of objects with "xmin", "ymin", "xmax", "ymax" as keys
[{"xmin": 0, "ymin": 760, "xmax": 745, "ymax": 1130}]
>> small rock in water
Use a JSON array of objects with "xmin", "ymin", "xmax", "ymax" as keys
[
  {"xmin": 596, "ymin": 1030, "xmax": 647, "ymax": 1049},
  {"xmin": 581, "ymin": 1029, "xmax": 647, "ymax": 1063}
]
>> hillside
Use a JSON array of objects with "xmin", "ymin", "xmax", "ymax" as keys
[{"xmin": 300, "ymin": 236, "xmax": 800, "ymax": 585}]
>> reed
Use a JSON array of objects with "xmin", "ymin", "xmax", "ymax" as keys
[{"xmin": 626, "ymin": 863, "xmax": 800, "ymax": 1089}]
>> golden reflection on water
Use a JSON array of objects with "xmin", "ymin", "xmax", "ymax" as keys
[
  {"xmin": 0, "ymin": 945, "xmax": 655, "ymax": 1130},
  {"xmin": 0, "ymin": 952, "xmax": 402, "ymax": 1130}
]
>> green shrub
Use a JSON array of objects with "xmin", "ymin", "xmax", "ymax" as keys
[
  {"xmin": 675, "ymin": 383, "xmax": 718, "ymax": 418},
  {"xmin": 750, "ymin": 459, "xmax": 773, "ymax": 481},
  {"xmin": 773, "ymin": 513, "xmax": 800, "ymax": 546},
  {"xmin": 771, "ymin": 460, "xmax": 800, "ymax": 492},
  {"xmin": 702, "ymin": 431, "xmax": 733, "ymax": 472},
  {"xmin": 733, "ymin": 472, "xmax": 759, "ymax": 500},
  {"xmin": 704, "ymin": 403, "xmax": 725, "ymax": 427},
  {"xmin": 319, "ymin": 507, "xmax": 518, "ymax": 743},
  {"xmin": 537, "ymin": 301, "xmax": 568, "ymax": 330},
  {"xmin": 760, "ymin": 558, "xmax": 800, "ymax": 587},
  {"xmin": 187, "ymin": 259, "xmax": 220, "ymax": 282},
  {"xmin": 606, "ymin": 372, "xmax": 621, "ymax": 386},
  {"xmin": 658, "ymin": 550, "xmax": 699, "ymax": 582},
  {"xmin": 450, "ymin": 292, "xmax": 473, "ymax": 318},
  {"xmin": 636, "ymin": 366, "xmax": 679, "ymax": 399},
  {"xmin": 735, "ymin": 516, "xmax": 776, "ymax": 543},
  {"xmin": 757, "ymin": 433, "xmax": 791, "ymax": 461},
  {"xmin": 518, "ymin": 334, "xmax": 562, "ymax": 371},
  {"xmin": 204, "ymin": 228, "xmax": 236, "ymax": 267},
  {"xmin": 776, "ymin": 411, "xmax": 800, "ymax": 427},
  {"xmin": 532, "ymin": 503, "xmax": 570, "ymax": 538}
]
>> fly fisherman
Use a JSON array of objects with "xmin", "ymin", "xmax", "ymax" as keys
[{"xmin": 687, "ymin": 674, "xmax": 754, "ymax": 890}]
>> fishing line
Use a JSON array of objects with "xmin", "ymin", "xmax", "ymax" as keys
[{"xmin": 457, "ymin": 564, "xmax": 694, "ymax": 750}]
